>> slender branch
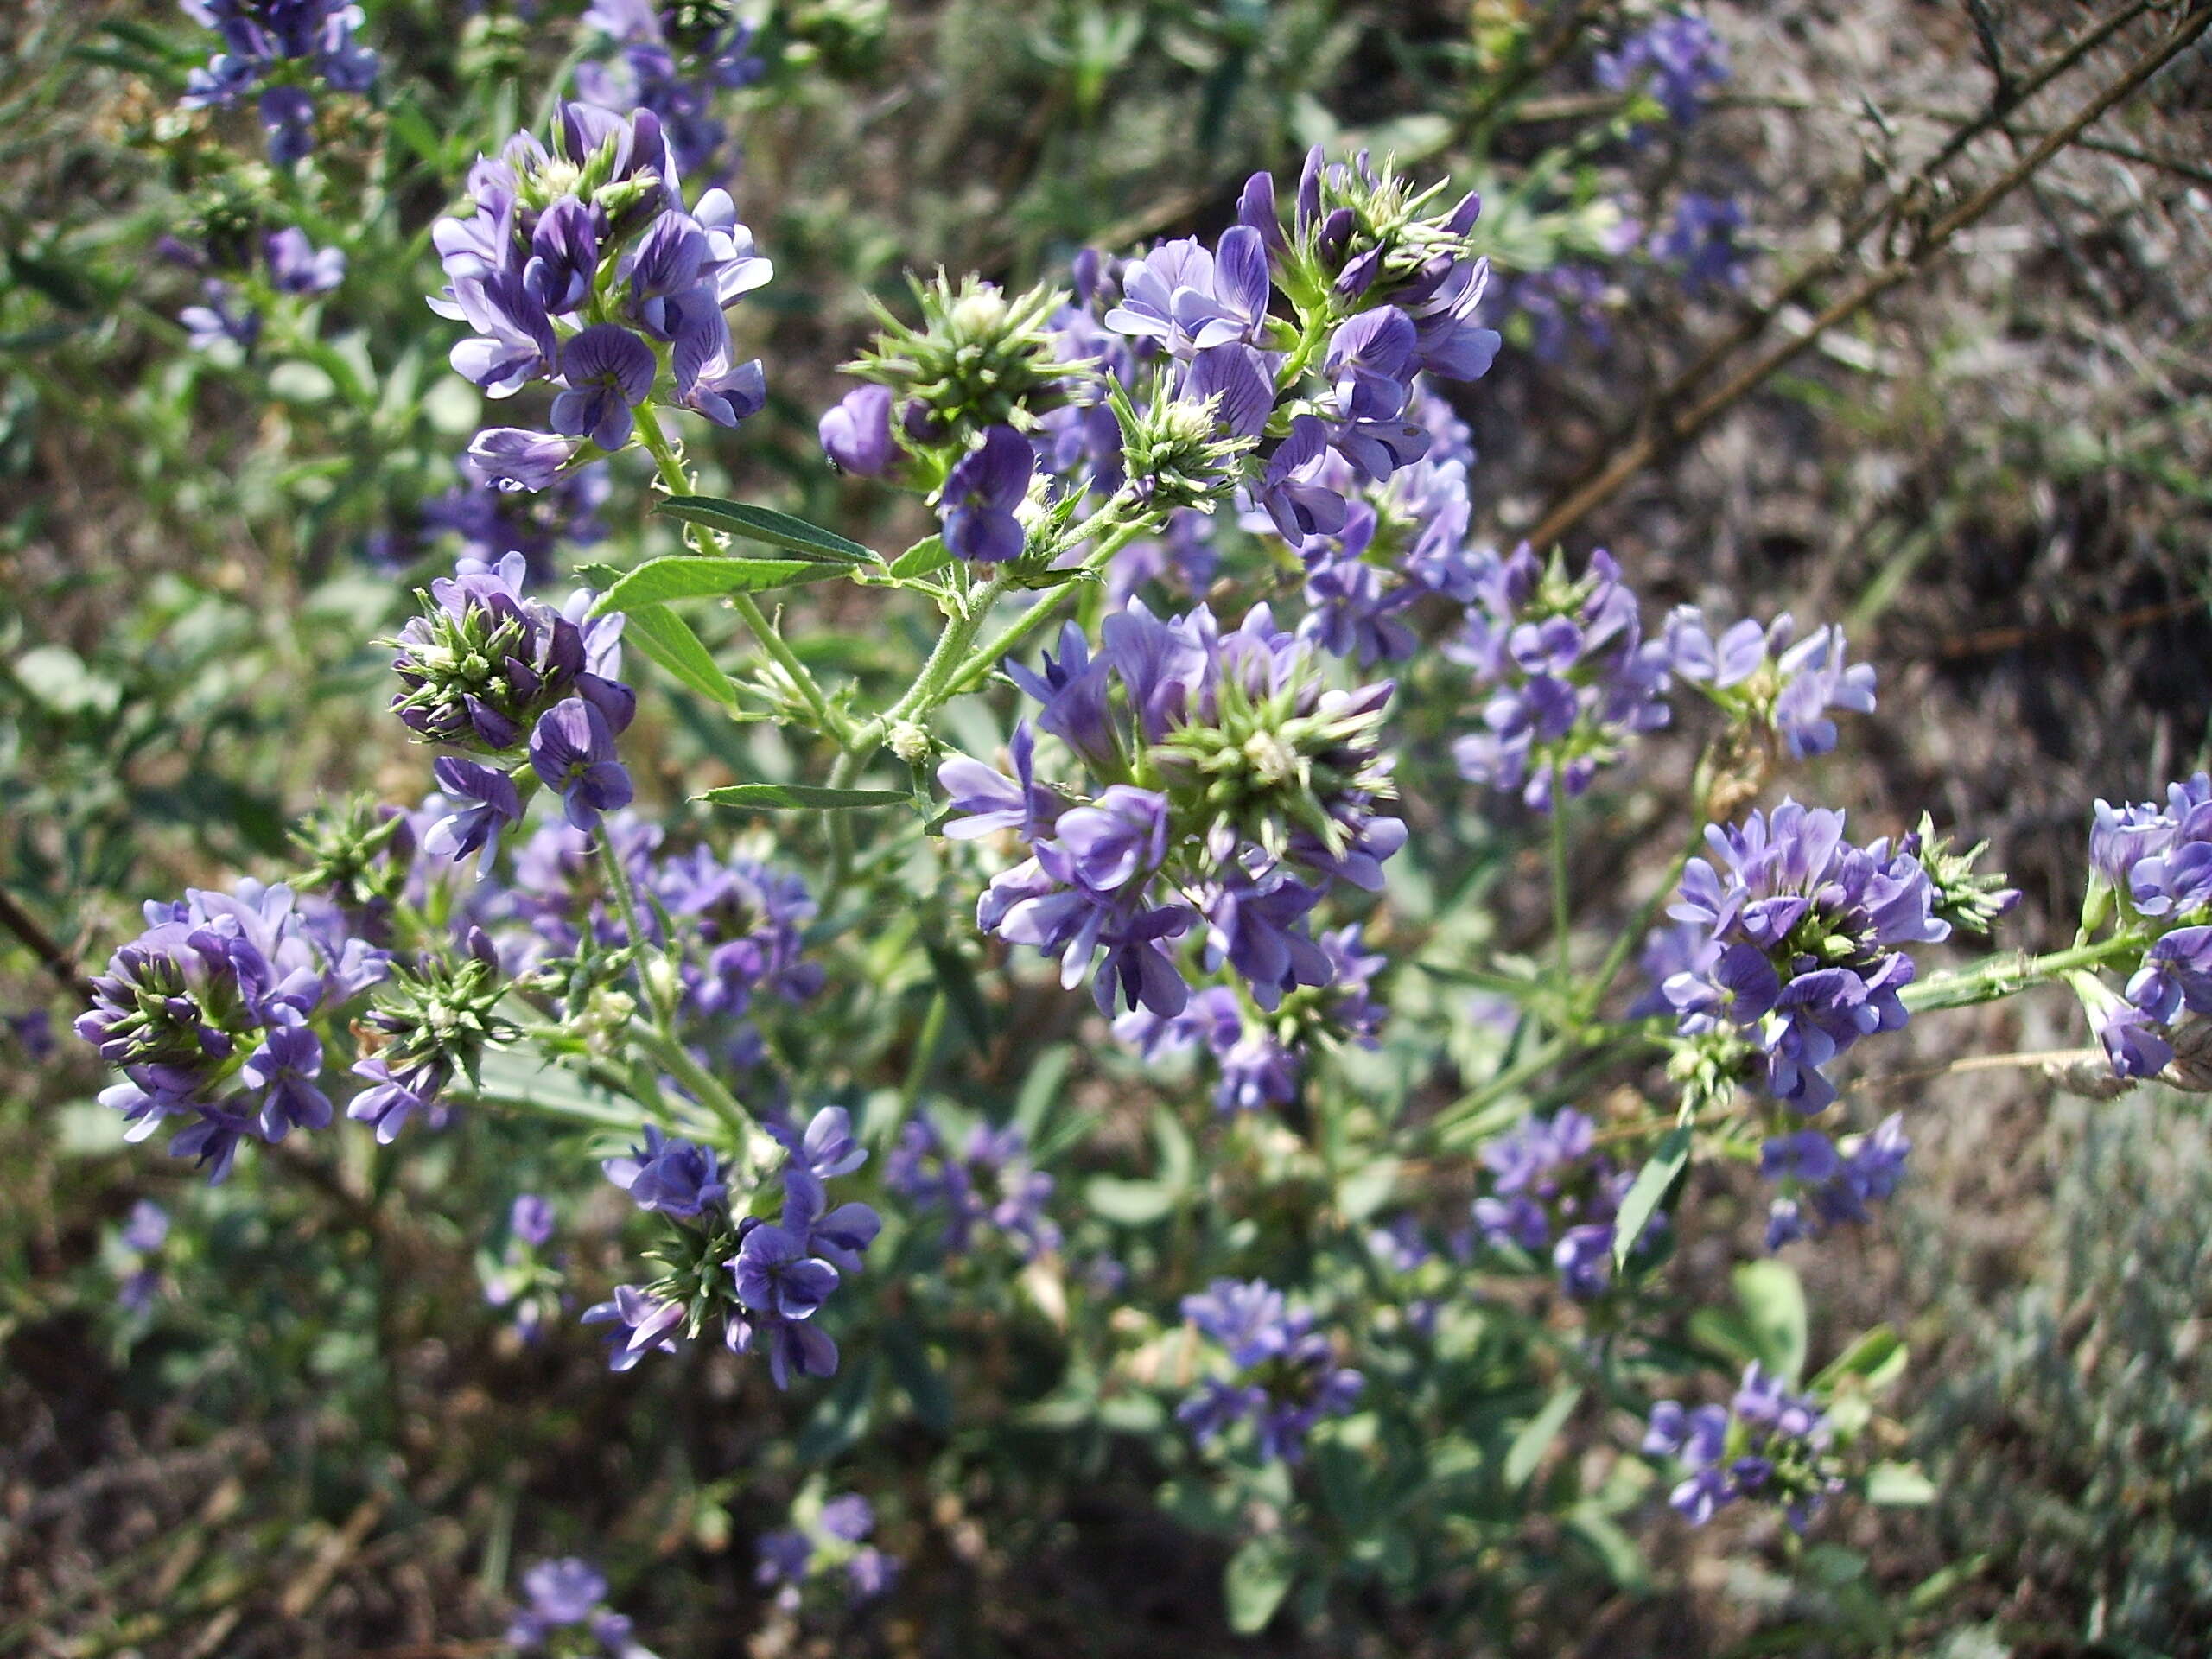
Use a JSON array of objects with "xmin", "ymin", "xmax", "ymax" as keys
[
  {"xmin": 0, "ymin": 881, "xmax": 92, "ymax": 1001},
  {"xmin": 1522, "ymin": 1, "xmax": 2202, "ymax": 547},
  {"xmin": 633, "ymin": 416, "xmax": 849, "ymax": 741}
]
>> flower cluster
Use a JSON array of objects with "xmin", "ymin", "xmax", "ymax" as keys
[
  {"xmin": 1664, "ymin": 607, "xmax": 1875, "ymax": 760},
  {"xmin": 1594, "ymin": 10, "xmax": 1730, "ymax": 128},
  {"xmin": 173, "ymin": 226, "xmax": 346, "ymax": 354},
  {"xmin": 76, "ymin": 880, "xmax": 389, "ymax": 1180},
  {"xmin": 1228, "ymin": 383, "xmax": 1482, "ymax": 664},
  {"xmin": 432, "ymin": 103, "xmax": 770, "ymax": 491},
  {"xmin": 1177, "ymin": 1278, "xmax": 1363, "ymax": 1464},
  {"xmin": 585, "ymin": 1108, "xmax": 880, "ymax": 1388},
  {"xmin": 1662, "ymin": 802, "xmax": 1948, "ymax": 1110},
  {"xmin": 2078, "ymin": 774, "xmax": 2212, "ymax": 1078},
  {"xmin": 419, "ymin": 458, "xmax": 610, "ymax": 585},
  {"xmin": 387, "ymin": 553, "xmax": 636, "ymax": 841},
  {"xmin": 507, "ymin": 1557, "xmax": 653, "ymax": 1657},
  {"xmin": 1649, "ymin": 193, "xmax": 1750, "ymax": 294},
  {"xmin": 1471, "ymin": 1108, "xmax": 1660, "ymax": 1296},
  {"xmin": 1449, "ymin": 545, "xmax": 1672, "ymax": 810},
  {"xmin": 823, "ymin": 144, "xmax": 1501, "ymax": 568},
  {"xmin": 887, "ymin": 1116, "xmax": 1060, "ymax": 1260},
  {"xmin": 1643, "ymin": 1364, "xmax": 1841, "ymax": 1529},
  {"xmin": 178, "ymin": 0, "xmax": 378, "ymax": 165},
  {"xmin": 495, "ymin": 817, "xmax": 824, "ymax": 1067},
  {"xmin": 346, "ymin": 931, "xmax": 518, "ymax": 1143},
  {"xmin": 942, "ymin": 601, "xmax": 1401, "ymax": 1024},
  {"xmin": 1114, "ymin": 924, "xmax": 1386, "ymax": 1114},
  {"xmin": 576, "ymin": 0, "xmax": 765, "ymax": 183},
  {"xmin": 482, "ymin": 1193, "xmax": 565, "ymax": 1340},
  {"xmin": 1761, "ymin": 1114, "xmax": 1910, "ymax": 1249},
  {"xmin": 754, "ymin": 1491, "xmax": 899, "ymax": 1612},
  {"xmin": 115, "ymin": 1200, "xmax": 171, "ymax": 1313}
]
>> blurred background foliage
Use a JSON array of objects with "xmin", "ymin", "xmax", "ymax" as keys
[{"xmin": 3, "ymin": 0, "xmax": 2210, "ymax": 1654}]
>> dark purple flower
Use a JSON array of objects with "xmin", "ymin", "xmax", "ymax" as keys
[
  {"xmin": 257, "ymin": 85, "xmax": 316, "ymax": 164},
  {"xmin": 603, "ymin": 1124, "xmax": 728, "ymax": 1217},
  {"xmin": 346, "ymin": 1054, "xmax": 448, "ymax": 1144},
  {"xmin": 510, "ymin": 1192, "xmax": 556, "ymax": 1247},
  {"xmin": 264, "ymin": 227, "xmax": 345, "ymax": 296},
  {"xmin": 818, "ymin": 1493, "xmax": 874, "ymax": 1542},
  {"xmin": 530, "ymin": 697, "xmax": 633, "ymax": 831},
  {"xmin": 821, "ymin": 384, "xmax": 898, "ymax": 476},
  {"xmin": 939, "ymin": 425, "xmax": 1034, "ymax": 563},
  {"xmin": 242, "ymin": 1020, "xmax": 329, "ymax": 1136},
  {"xmin": 422, "ymin": 758, "xmax": 523, "ymax": 874},
  {"xmin": 552, "ymin": 325, "xmax": 657, "ymax": 451},
  {"xmin": 582, "ymin": 1283, "xmax": 685, "ymax": 1370},
  {"xmin": 730, "ymin": 1223, "xmax": 840, "ymax": 1319},
  {"xmin": 466, "ymin": 428, "xmax": 581, "ymax": 493}
]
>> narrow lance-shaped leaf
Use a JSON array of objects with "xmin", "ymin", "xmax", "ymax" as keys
[
  {"xmin": 657, "ymin": 495, "xmax": 876, "ymax": 564},
  {"xmin": 697, "ymin": 783, "xmax": 912, "ymax": 810},
  {"xmin": 599, "ymin": 554, "xmax": 843, "ymax": 612},
  {"xmin": 1612, "ymin": 1126, "xmax": 1693, "ymax": 1271}
]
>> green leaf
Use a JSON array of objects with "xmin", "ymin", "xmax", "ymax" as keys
[
  {"xmin": 1732, "ymin": 1259, "xmax": 1808, "ymax": 1383},
  {"xmin": 697, "ymin": 783, "xmax": 912, "ymax": 810},
  {"xmin": 880, "ymin": 1323, "xmax": 954, "ymax": 1434},
  {"xmin": 1566, "ymin": 1506, "xmax": 1649, "ymax": 1591},
  {"xmin": 600, "ymin": 555, "xmax": 843, "ymax": 611},
  {"xmin": 657, "ymin": 496, "xmax": 874, "ymax": 563},
  {"xmin": 1084, "ymin": 1176, "xmax": 1174, "ymax": 1225},
  {"xmin": 1612, "ymin": 1126, "xmax": 1692, "ymax": 1270},
  {"xmin": 1815, "ymin": 1325, "xmax": 1908, "ymax": 1392},
  {"xmin": 1223, "ymin": 1535, "xmax": 1296, "ymax": 1635},
  {"xmin": 1866, "ymin": 1461, "xmax": 1936, "ymax": 1506},
  {"xmin": 888, "ymin": 535, "xmax": 953, "ymax": 580},
  {"xmin": 615, "ymin": 604, "xmax": 741, "ymax": 710},
  {"xmin": 923, "ymin": 941, "xmax": 994, "ymax": 1052},
  {"xmin": 1337, "ymin": 1155, "xmax": 1401, "ymax": 1223},
  {"xmin": 1504, "ymin": 1384, "xmax": 1583, "ymax": 1490}
]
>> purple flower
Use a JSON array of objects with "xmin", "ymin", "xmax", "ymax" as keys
[
  {"xmin": 818, "ymin": 1493, "xmax": 874, "ymax": 1543},
  {"xmin": 257, "ymin": 85, "xmax": 316, "ymax": 164},
  {"xmin": 1104, "ymin": 229, "xmax": 1271, "ymax": 356},
  {"xmin": 241, "ymin": 1020, "xmax": 330, "ymax": 1136},
  {"xmin": 122, "ymin": 1199, "xmax": 170, "ymax": 1255},
  {"xmin": 755, "ymin": 1528, "xmax": 813, "ymax": 1587},
  {"xmin": 1055, "ymin": 785, "xmax": 1170, "ymax": 893},
  {"xmin": 1596, "ymin": 10, "xmax": 1730, "ymax": 126},
  {"xmin": 603, "ymin": 1125, "xmax": 728, "ymax": 1217},
  {"xmin": 421, "ymin": 758, "xmax": 523, "ymax": 874},
  {"xmin": 820, "ymin": 384, "xmax": 898, "ymax": 476},
  {"xmin": 1449, "ymin": 546, "xmax": 1671, "ymax": 810},
  {"xmin": 582, "ymin": 1282, "xmax": 686, "ymax": 1370},
  {"xmin": 524, "ymin": 198, "xmax": 601, "ymax": 314},
  {"xmin": 846, "ymin": 1547, "xmax": 899, "ymax": 1602},
  {"xmin": 939, "ymin": 425, "xmax": 1034, "ymax": 563},
  {"xmin": 1666, "ymin": 801, "xmax": 1946, "ymax": 1109},
  {"xmin": 181, "ymin": 280, "xmax": 260, "ymax": 353},
  {"xmin": 346, "ymin": 1054, "xmax": 448, "ymax": 1144},
  {"xmin": 1178, "ymin": 1278, "xmax": 1362, "ymax": 1464},
  {"xmin": 552, "ymin": 325, "xmax": 657, "ymax": 451},
  {"xmin": 728, "ymin": 1305, "xmax": 840, "ymax": 1389},
  {"xmin": 682, "ymin": 353, "xmax": 766, "ymax": 428},
  {"xmin": 263, "ymin": 227, "xmax": 346, "ymax": 296},
  {"xmin": 730, "ymin": 1223, "xmax": 840, "ymax": 1320},
  {"xmin": 510, "ymin": 1193, "xmax": 556, "ymax": 1248},
  {"xmin": 530, "ymin": 698, "xmax": 634, "ymax": 831},
  {"xmin": 466, "ymin": 429, "xmax": 582, "ymax": 493},
  {"xmin": 1651, "ymin": 194, "xmax": 1748, "ymax": 293}
]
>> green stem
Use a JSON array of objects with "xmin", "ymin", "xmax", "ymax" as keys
[
  {"xmin": 1901, "ymin": 933, "xmax": 2140, "ymax": 1014},
  {"xmin": 1548, "ymin": 765, "xmax": 1573, "ymax": 991},
  {"xmin": 626, "ymin": 1017, "xmax": 766, "ymax": 1160},
  {"xmin": 937, "ymin": 513, "xmax": 1155, "ymax": 702},
  {"xmin": 1576, "ymin": 812, "xmax": 1709, "ymax": 1023},
  {"xmin": 596, "ymin": 835, "xmax": 677, "ymax": 1033},
  {"xmin": 633, "ymin": 413, "xmax": 849, "ymax": 741}
]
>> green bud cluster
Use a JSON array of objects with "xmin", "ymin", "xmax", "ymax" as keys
[{"xmin": 849, "ymin": 272, "xmax": 1074, "ymax": 448}]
